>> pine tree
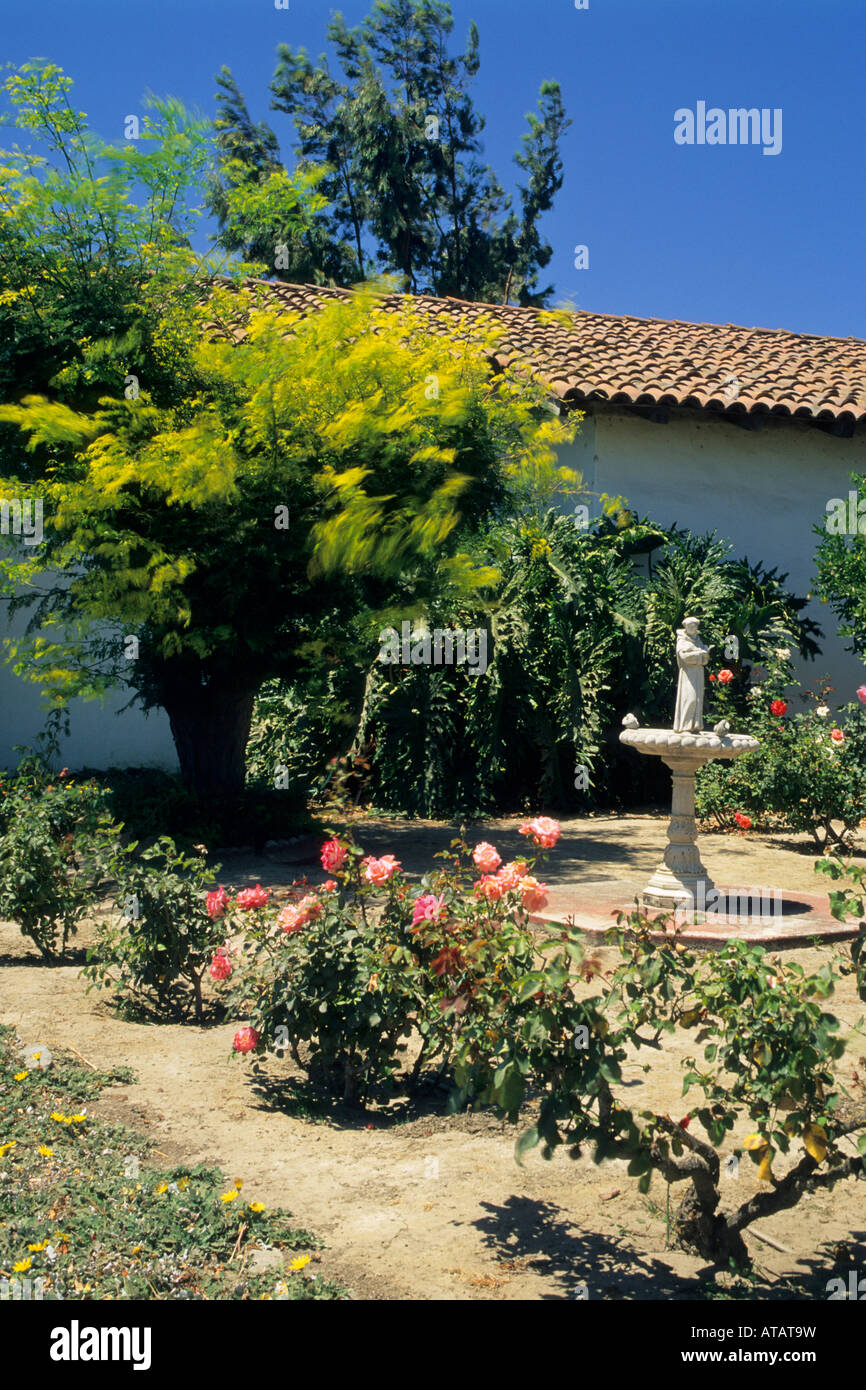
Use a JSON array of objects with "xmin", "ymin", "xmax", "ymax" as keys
[{"xmin": 212, "ymin": 0, "xmax": 571, "ymax": 304}]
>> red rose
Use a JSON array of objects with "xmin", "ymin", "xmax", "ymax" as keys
[
  {"xmin": 734, "ymin": 812, "xmax": 752, "ymax": 830},
  {"xmin": 769, "ymin": 699, "xmax": 787, "ymax": 716},
  {"xmin": 320, "ymin": 838, "xmax": 348, "ymax": 873},
  {"xmin": 830, "ymin": 728, "xmax": 845, "ymax": 745},
  {"xmin": 236, "ymin": 884, "xmax": 270, "ymax": 911},
  {"xmin": 206, "ymin": 887, "xmax": 229, "ymax": 920},
  {"xmin": 209, "ymin": 950, "xmax": 232, "ymax": 981},
  {"xmin": 716, "ymin": 669, "xmax": 734, "ymax": 685},
  {"xmin": 232, "ymin": 1026, "xmax": 260, "ymax": 1054}
]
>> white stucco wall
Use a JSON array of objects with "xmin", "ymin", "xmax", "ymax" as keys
[
  {"xmin": 559, "ymin": 406, "xmax": 866, "ymax": 700},
  {"xmin": 0, "ymin": 600, "xmax": 178, "ymax": 771}
]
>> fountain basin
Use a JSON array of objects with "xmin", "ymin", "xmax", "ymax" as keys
[{"xmin": 620, "ymin": 728, "xmax": 759, "ymax": 760}]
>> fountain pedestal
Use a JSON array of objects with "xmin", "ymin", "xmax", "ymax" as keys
[{"xmin": 619, "ymin": 726, "xmax": 760, "ymax": 909}]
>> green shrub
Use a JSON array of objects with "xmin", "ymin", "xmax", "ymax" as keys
[
  {"xmin": 256, "ymin": 513, "xmax": 820, "ymax": 819},
  {"xmin": 55, "ymin": 767, "xmax": 314, "ymax": 850},
  {"xmin": 82, "ymin": 838, "xmax": 228, "ymax": 1021},
  {"xmin": 0, "ymin": 770, "xmax": 116, "ymax": 960},
  {"xmin": 696, "ymin": 682, "xmax": 866, "ymax": 845},
  {"xmin": 443, "ymin": 905, "xmax": 862, "ymax": 1267}
]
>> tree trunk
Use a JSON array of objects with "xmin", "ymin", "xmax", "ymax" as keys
[
  {"xmin": 674, "ymin": 1187, "xmax": 750, "ymax": 1267},
  {"xmin": 163, "ymin": 677, "xmax": 257, "ymax": 802}
]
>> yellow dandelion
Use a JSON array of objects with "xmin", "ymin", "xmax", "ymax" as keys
[
  {"xmin": 248, "ymin": 1201, "xmax": 266, "ymax": 1213},
  {"xmin": 50, "ymin": 1112, "xmax": 70, "ymax": 1124},
  {"xmin": 131, "ymin": 1245, "xmax": 142, "ymax": 1256},
  {"xmin": 27, "ymin": 1240, "xmax": 49, "ymax": 1253},
  {"xmin": 155, "ymin": 1182, "xmax": 168, "ymax": 1195},
  {"xmin": 290, "ymin": 1255, "xmax": 311, "ymax": 1271},
  {"xmin": 219, "ymin": 1190, "xmax": 239, "ymax": 1204},
  {"xmin": 177, "ymin": 1177, "xmax": 190, "ymax": 1191},
  {"xmin": 12, "ymin": 1257, "xmax": 31, "ymax": 1273},
  {"xmin": 70, "ymin": 1114, "xmax": 86, "ymax": 1124},
  {"xmin": 37, "ymin": 1145, "xmax": 53, "ymax": 1157},
  {"xmin": 0, "ymin": 1141, "xmax": 16, "ymax": 1157},
  {"xmin": 13, "ymin": 1071, "xmax": 28, "ymax": 1081},
  {"xmin": 233, "ymin": 1179, "xmax": 243, "ymax": 1190}
]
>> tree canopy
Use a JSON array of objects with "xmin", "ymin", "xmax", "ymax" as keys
[
  {"xmin": 0, "ymin": 62, "xmax": 580, "ymax": 799},
  {"xmin": 209, "ymin": 0, "xmax": 571, "ymax": 304}
]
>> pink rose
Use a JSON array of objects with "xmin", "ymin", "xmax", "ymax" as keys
[
  {"xmin": 322, "ymin": 879, "xmax": 338, "ymax": 893},
  {"xmin": 518, "ymin": 816, "xmax": 562, "ymax": 850},
  {"xmin": 472, "ymin": 842, "xmax": 502, "ymax": 874},
  {"xmin": 830, "ymin": 728, "xmax": 845, "ymax": 745},
  {"xmin": 474, "ymin": 874, "xmax": 504, "ymax": 902},
  {"xmin": 277, "ymin": 894, "xmax": 322, "ymax": 933},
  {"xmin": 206, "ymin": 887, "xmax": 229, "ymax": 920},
  {"xmin": 277, "ymin": 904, "xmax": 304, "ymax": 934},
  {"xmin": 233, "ymin": 1026, "xmax": 260, "ymax": 1054},
  {"xmin": 519, "ymin": 876, "xmax": 548, "ymax": 912},
  {"xmin": 716, "ymin": 669, "xmax": 734, "ymax": 685},
  {"xmin": 411, "ymin": 893, "xmax": 446, "ymax": 926},
  {"xmin": 858, "ymin": 686, "xmax": 866, "ymax": 705},
  {"xmin": 496, "ymin": 861, "xmax": 529, "ymax": 891},
  {"xmin": 320, "ymin": 838, "xmax": 348, "ymax": 873},
  {"xmin": 209, "ymin": 950, "xmax": 232, "ymax": 981},
  {"xmin": 362, "ymin": 854, "xmax": 401, "ymax": 886},
  {"xmin": 236, "ymin": 884, "xmax": 270, "ymax": 911}
]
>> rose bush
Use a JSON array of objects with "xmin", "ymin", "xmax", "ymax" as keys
[
  {"xmin": 218, "ymin": 823, "xmax": 560, "ymax": 1105},
  {"xmin": 696, "ymin": 679, "xmax": 866, "ymax": 845},
  {"xmin": 82, "ymin": 838, "xmax": 231, "ymax": 1021},
  {"xmin": 0, "ymin": 750, "xmax": 117, "ymax": 961},
  {"xmin": 443, "ymin": 903, "xmax": 864, "ymax": 1267}
]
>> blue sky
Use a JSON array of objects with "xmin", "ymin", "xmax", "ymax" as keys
[{"xmin": 3, "ymin": 0, "xmax": 864, "ymax": 338}]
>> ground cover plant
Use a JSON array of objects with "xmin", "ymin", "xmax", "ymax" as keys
[{"xmin": 0, "ymin": 1024, "xmax": 344, "ymax": 1300}]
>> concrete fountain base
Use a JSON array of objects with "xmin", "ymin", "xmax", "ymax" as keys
[{"xmin": 530, "ymin": 880, "xmax": 858, "ymax": 951}]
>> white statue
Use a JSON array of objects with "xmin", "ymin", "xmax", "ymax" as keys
[{"xmin": 673, "ymin": 616, "xmax": 709, "ymax": 732}]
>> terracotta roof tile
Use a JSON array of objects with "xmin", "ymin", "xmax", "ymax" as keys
[{"xmin": 251, "ymin": 281, "xmax": 866, "ymax": 427}]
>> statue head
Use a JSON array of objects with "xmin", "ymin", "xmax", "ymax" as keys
[{"xmin": 682, "ymin": 616, "xmax": 700, "ymax": 637}]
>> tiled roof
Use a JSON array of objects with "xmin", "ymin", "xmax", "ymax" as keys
[{"xmin": 255, "ymin": 281, "xmax": 866, "ymax": 428}]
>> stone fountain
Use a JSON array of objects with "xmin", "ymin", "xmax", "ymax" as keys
[{"xmin": 620, "ymin": 617, "xmax": 759, "ymax": 908}]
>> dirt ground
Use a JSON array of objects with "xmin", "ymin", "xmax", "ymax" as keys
[{"xmin": 2, "ymin": 813, "xmax": 865, "ymax": 1301}]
